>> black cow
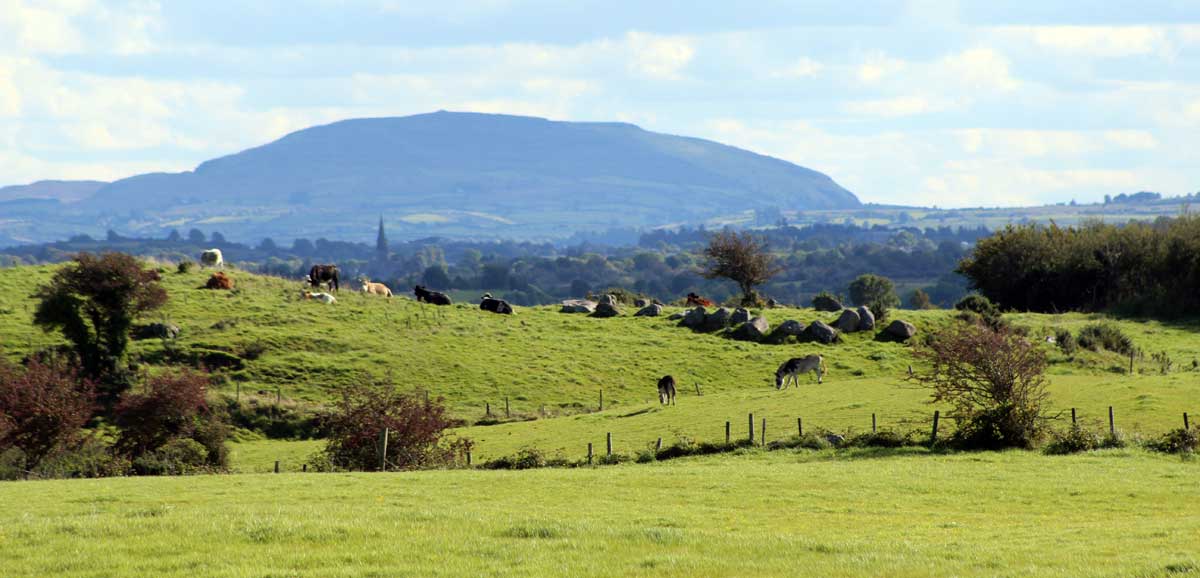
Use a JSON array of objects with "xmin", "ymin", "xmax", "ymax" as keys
[
  {"xmin": 413, "ymin": 285, "xmax": 452, "ymax": 305},
  {"xmin": 308, "ymin": 264, "xmax": 340, "ymax": 292},
  {"xmin": 480, "ymin": 293, "xmax": 514, "ymax": 314},
  {"xmin": 657, "ymin": 375, "xmax": 677, "ymax": 405}
]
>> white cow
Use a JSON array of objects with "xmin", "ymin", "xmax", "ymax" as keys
[
  {"xmin": 300, "ymin": 290, "xmax": 336, "ymax": 304},
  {"xmin": 199, "ymin": 249, "xmax": 224, "ymax": 268}
]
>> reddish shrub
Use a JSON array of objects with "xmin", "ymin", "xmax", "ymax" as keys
[
  {"xmin": 321, "ymin": 386, "xmax": 470, "ymax": 471},
  {"xmin": 204, "ymin": 272, "xmax": 234, "ymax": 290},
  {"xmin": 0, "ymin": 358, "xmax": 95, "ymax": 471},
  {"xmin": 114, "ymin": 370, "xmax": 228, "ymax": 468}
]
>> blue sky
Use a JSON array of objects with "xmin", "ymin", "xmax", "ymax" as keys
[{"xmin": 2, "ymin": 1, "xmax": 1199, "ymax": 207}]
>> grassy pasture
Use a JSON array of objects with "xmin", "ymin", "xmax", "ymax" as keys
[{"xmin": 2, "ymin": 450, "xmax": 1198, "ymax": 577}]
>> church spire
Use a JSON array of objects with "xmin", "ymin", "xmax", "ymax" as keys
[{"xmin": 375, "ymin": 215, "xmax": 388, "ymax": 259}]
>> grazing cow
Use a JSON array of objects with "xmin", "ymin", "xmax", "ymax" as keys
[
  {"xmin": 199, "ymin": 249, "xmax": 223, "ymax": 268},
  {"xmin": 308, "ymin": 264, "xmax": 340, "ymax": 292},
  {"xmin": 480, "ymin": 293, "xmax": 513, "ymax": 314},
  {"xmin": 685, "ymin": 292, "xmax": 714, "ymax": 307},
  {"xmin": 413, "ymin": 285, "xmax": 452, "ymax": 305},
  {"xmin": 359, "ymin": 278, "xmax": 392, "ymax": 297},
  {"xmin": 205, "ymin": 271, "xmax": 234, "ymax": 290},
  {"xmin": 300, "ymin": 290, "xmax": 337, "ymax": 304},
  {"xmin": 775, "ymin": 355, "xmax": 826, "ymax": 389},
  {"xmin": 657, "ymin": 375, "xmax": 677, "ymax": 405}
]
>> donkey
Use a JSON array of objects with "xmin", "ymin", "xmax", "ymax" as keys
[
  {"xmin": 657, "ymin": 375, "xmax": 677, "ymax": 405},
  {"xmin": 775, "ymin": 355, "xmax": 826, "ymax": 389}
]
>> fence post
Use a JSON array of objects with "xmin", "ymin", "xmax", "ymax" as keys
[
  {"xmin": 695, "ymin": 382, "xmax": 702, "ymax": 396},
  {"xmin": 466, "ymin": 451, "xmax": 472, "ymax": 466},
  {"xmin": 1186, "ymin": 413, "xmax": 1191, "ymax": 430},
  {"xmin": 797, "ymin": 417, "xmax": 803, "ymax": 437},
  {"xmin": 302, "ymin": 464, "xmax": 307, "ymax": 473},
  {"xmin": 655, "ymin": 437, "xmax": 663, "ymax": 451},
  {"xmin": 587, "ymin": 443, "xmax": 593, "ymax": 465},
  {"xmin": 872, "ymin": 413, "xmax": 877, "ymax": 434},
  {"xmin": 505, "ymin": 396, "xmax": 510, "ymax": 418},
  {"xmin": 486, "ymin": 402, "xmax": 491, "ymax": 417},
  {"xmin": 379, "ymin": 428, "xmax": 389, "ymax": 471},
  {"xmin": 599, "ymin": 389, "xmax": 604, "ymax": 411},
  {"xmin": 606, "ymin": 432, "xmax": 612, "ymax": 456},
  {"xmin": 274, "ymin": 460, "xmax": 279, "ymax": 474},
  {"xmin": 725, "ymin": 421, "xmax": 731, "ymax": 445},
  {"xmin": 930, "ymin": 410, "xmax": 940, "ymax": 445},
  {"xmin": 1071, "ymin": 408, "xmax": 1077, "ymax": 426},
  {"xmin": 761, "ymin": 418, "xmax": 767, "ymax": 446},
  {"xmin": 748, "ymin": 413, "xmax": 755, "ymax": 444},
  {"xmin": 1108, "ymin": 406, "xmax": 1115, "ymax": 435},
  {"xmin": 1129, "ymin": 351, "xmax": 1134, "ymax": 375}
]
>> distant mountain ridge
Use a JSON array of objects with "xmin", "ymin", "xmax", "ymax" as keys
[
  {"xmin": 0, "ymin": 180, "xmax": 107, "ymax": 203},
  {"xmin": 4, "ymin": 111, "xmax": 859, "ymax": 242}
]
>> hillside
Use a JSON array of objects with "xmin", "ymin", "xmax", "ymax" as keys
[
  {"xmin": 0, "ymin": 112, "xmax": 859, "ymax": 243},
  {"xmin": 2, "ymin": 265, "xmax": 1198, "ymax": 463},
  {"xmin": 0, "ymin": 180, "xmax": 107, "ymax": 203}
]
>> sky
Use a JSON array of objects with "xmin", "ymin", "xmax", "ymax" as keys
[{"xmin": 2, "ymin": 0, "xmax": 1200, "ymax": 208}]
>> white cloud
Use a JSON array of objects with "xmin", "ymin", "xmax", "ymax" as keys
[
  {"xmin": 857, "ymin": 52, "xmax": 906, "ymax": 84},
  {"xmin": 842, "ymin": 96, "xmax": 943, "ymax": 117},
  {"xmin": 0, "ymin": 0, "xmax": 162, "ymax": 55},
  {"xmin": 1002, "ymin": 25, "xmax": 1168, "ymax": 58},
  {"xmin": 625, "ymin": 31, "xmax": 694, "ymax": 80},
  {"xmin": 770, "ymin": 57, "xmax": 823, "ymax": 79},
  {"xmin": 937, "ymin": 48, "xmax": 1019, "ymax": 92}
]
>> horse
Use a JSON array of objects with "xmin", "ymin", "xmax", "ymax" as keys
[
  {"xmin": 685, "ymin": 292, "xmax": 714, "ymax": 307},
  {"xmin": 413, "ymin": 285, "xmax": 452, "ymax": 305},
  {"xmin": 308, "ymin": 264, "xmax": 340, "ymax": 292},
  {"xmin": 775, "ymin": 355, "xmax": 826, "ymax": 389},
  {"xmin": 657, "ymin": 375, "xmax": 677, "ymax": 405}
]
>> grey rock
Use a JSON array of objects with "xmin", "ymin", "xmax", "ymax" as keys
[
  {"xmin": 883, "ymin": 319, "xmax": 917, "ymax": 341},
  {"xmin": 856, "ymin": 305, "xmax": 875, "ymax": 331},
  {"xmin": 680, "ymin": 307, "xmax": 707, "ymax": 328},
  {"xmin": 598, "ymin": 294, "xmax": 618, "ymax": 307},
  {"xmin": 667, "ymin": 312, "xmax": 685, "ymax": 321},
  {"xmin": 730, "ymin": 308, "xmax": 751, "ymax": 325},
  {"xmin": 806, "ymin": 320, "xmax": 839, "ymax": 344},
  {"xmin": 823, "ymin": 433, "xmax": 846, "ymax": 446},
  {"xmin": 634, "ymin": 298, "xmax": 649, "ymax": 307},
  {"xmin": 634, "ymin": 303, "xmax": 663, "ymax": 317},
  {"xmin": 834, "ymin": 309, "xmax": 861, "ymax": 333},
  {"xmin": 591, "ymin": 302, "xmax": 621, "ymax": 318},
  {"xmin": 812, "ymin": 294, "xmax": 842, "ymax": 312},
  {"xmin": 134, "ymin": 322, "xmax": 180, "ymax": 340},
  {"xmin": 560, "ymin": 299, "xmax": 597, "ymax": 314},
  {"xmin": 701, "ymin": 307, "xmax": 732, "ymax": 332},
  {"xmin": 731, "ymin": 316, "xmax": 770, "ymax": 341}
]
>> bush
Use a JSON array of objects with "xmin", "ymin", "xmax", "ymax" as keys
[
  {"xmin": 114, "ymin": 370, "xmax": 228, "ymax": 469},
  {"xmin": 767, "ymin": 433, "xmax": 832, "ymax": 451},
  {"xmin": 320, "ymin": 385, "xmax": 470, "ymax": 471},
  {"xmin": 848, "ymin": 274, "xmax": 899, "ymax": 320},
  {"xmin": 132, "ymin": 438, "xmax": 210, "ymax": 476},
  {"xmin": 1055, "ymin": 328, "xmax": 1077, "ymax": 356},
  {"xmin": 1077, "ymin": 323, "xmax": 1135, "ymax": 356},
  {"xmin": 1146, "ymin": 428, "xmax": 1199, "ymax": 454},
  {"xmin": 177, "ymin": 260, "xmax": 195, "ymax": 274},
  {"xmin": 907, "ymin": 289, "xmax": 934, "ymax": 310},
  {"xmin": 844, "ymin": 430, "xmax": 914, "ymax": 448},
  {"xmin": 0, "ymin": 358, "xmax": 95, "ymax": 472},
  {"xmin": 913, "ymin": 322, "xmax": 1049, "ymax": 450},
  {"xmin": 1043, "ymin": 425, "xmax": 1101, "ymax": 455},
  {"xmin": 484, "ymin": 447, "xmax": 550, "ymax": 470}
]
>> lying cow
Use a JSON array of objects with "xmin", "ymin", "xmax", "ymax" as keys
[
  {"xmin": 360, "ymin": 278, "xmax": 392, "ymax": 297},
  {"xmin": 413, "ymin": 285, "xmax": 451, "ymax": 305},
  {"xmin": 480, "ymin": 293, "xmax": 513, "ymax": 314},
  {"xmin": 200, "ymin": 248, "xmax": 223, "ymax": 268},
  {"xmin": 685, "ymin": 292, "xmax": 714, "ymax": 307},
  {"xmin": 300, "ymin": 290, "xmax": 337, "ymax": 304}
]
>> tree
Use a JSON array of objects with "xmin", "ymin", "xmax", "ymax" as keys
[
  {"xmin": 165, "ymin": 229, "xmax": 182, "ymax": 243},
  {"xmin": 114, "ymin": 371, "xmax": 228, "ymax": 473},
  {"xmin": 907, "ymin": 289, "xmax": 933, "ymax": 310},
  {"xmin": 33, "ymin": 253, "xmax": 168, "ymax": 407},
  {"xmin": 0, "ymin": 358, "xmax": 95, "ymax": 472},
  {"xmin": 187, "ymin": 229, "xmax": 206, "ymax": 244},
  {"xmin": 258, "ymin": 237, "xmax": 278, "ymax": 252},
  {"xmin": 210, "ymin": 231, "xmax": 227, "ymax": 244},
  {"xmin": 421, "ymin": 265, "xmax": 452, "ymax": 289},
  {"xmin": 848, "ymin": 274, "xmax": 900, "ymax": 318},
  {"xmin": 702, "ymin": 231, "xmax": 780, "ymax": 306},
  {"xmin": 320, "ymin": 385, "xmax": 469, "ymax": 471},
  {"xmin": 911, "ymin": 321, "xmax": 1049, "ymax": 449}
]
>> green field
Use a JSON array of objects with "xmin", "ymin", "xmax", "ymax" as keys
[{"xmin": 2, "ymin": 449, "xmax": 1198, "ymax": 577}]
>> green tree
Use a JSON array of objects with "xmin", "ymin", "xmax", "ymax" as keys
[
  {"xmin": 33, "ymin": 253, "xmax": 168, "ymax": 409},
  {"xmin": 907, "ymin": 288, "xmax": 934, "ymax": 310},
  {"xmin": 848, "ymin": 274, "xmax": 899, "ymax": 318},
  {"xmin": 702, "ymin": 231, "xmax": 781, "ymax": 306}
]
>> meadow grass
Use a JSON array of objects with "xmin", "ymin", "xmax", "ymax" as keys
[{"xmin": 2, "ymin": 449, "xmax": 1198, "ymax": 577}]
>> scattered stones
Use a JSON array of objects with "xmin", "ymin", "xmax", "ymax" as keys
[
  {"xmin": 812, "ymin": 294, "xmax": 842, "ymax": 312},
  {"xmin": 882, "ymin": 319, "xmax": 917, "ymax": 341},
  {"xmin": 560, "ymin": 299, "xmax": 597, "ymax": 314},
  {"xmin": 700, "ymin": 307, "xmax": 732, "ymax": 332},
  {"xmin": 856, "ymin": 305, "xmax": 875, "ymax": 331},
  {"xmin": 731, "ymin": 316, "xmax": 770, "ymax": 341},
  {"xmin": 806, "ymin": 320, "xmax": 839, "ymax": 344},
  {"xmin": 634, "ymin": 303, "xmax": 663, "ymax": 317},
  {"xmin": 598, "ymin": 294, "xmax": 618, "ymax": 307},
  {"xmin": 730, "ymin": 308, "xmax": 751, "ymax": 325},
  {"xmin": 680, "ymin": 307, "xmax": 707, "ymax": 328},
  {"xmin": 834, "ymin": 309, "xmax": 861, "ymax": 333},
  {"xmin": 591, "ymin": 302, "xmax": 621, "ymax": 318}
]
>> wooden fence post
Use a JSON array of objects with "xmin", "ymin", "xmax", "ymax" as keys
[
  {"xmin": 599, "ymin": 389, "xmax": 604, "ymax": 411},
  {"xmin": 761, "ymin": 418, "xmax": 767, "ymax": 446},
  {"xmin": 606, "ymin": 432, "xmax": 612, "ymax": 456},
  {"xmin": 379, "ymin": 428, "xmax": 389, "ymax": 471},
  {"xmin": 486, "ymin": 402, "xmax": 491, "ymax": 417},
  {"xmin": 587, "ymin": 443, "xmax": 593, "ymax": 465},
  {"xmin": 274, "ymin": 460, "xmax": 279, "ymax": 474},
  {"xmin": 725, "ymin": 421, "xmax": 731, "ymax": 445},
  {"xmin": 1071, "ymin": 408, "xmax": 1077, "ymax": 426},
  {"xmin": 1129, "ymin": 351, "xmax": 1134, "ymax": 375},
  {"xmin": 694, "ymin": 382, "xmax": 702, "ymax": 396},
  {"xmin": 871, "ymin": 413, "xmax": 877, "ymax": 434},
  {"xmin": 466, "ymin": 451, "xmax": 472, "ymax": 466},
  {"xmin": 302, "ymin": 464, "xmax": 307, "ymax": 473},
  {"xmin": 655, "ymin": 437, "xmax": 663, "ymax": 451},
  {"xmin": 748, "ymin": 413, "xmax": 755, "ymax": 444},
  {"xmin": 1108, "ymin": 406, "xmax": 1115, "ymax": 435},
  {"xmin": 797, "ymin": 417, "xmax": 803, "ymax": 437},
  {"xmin": 930, "ymin": 410, "xmax": 940, "ymax": 445},
  {"xmin": 505, "ymin": 396, "xmax": 510, "ymax": 418}
]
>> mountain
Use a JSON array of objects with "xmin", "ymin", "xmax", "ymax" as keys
[
  {"xmin": 0, "ymin": 180, "xmax": 107, "ymax": 203},
  {"xmin": 11, "ymin": 112, "xmax": 859, "ymax": 242}
]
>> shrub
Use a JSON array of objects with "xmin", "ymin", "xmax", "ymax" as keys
[
  {"xmin": 132, "ymin": 438, "xmax": 210, "ymax": 476},
  {"xmin": 907, "ymin": 289, "xmax": 934, "ymax": 310},
  {"xmin": 912, "ymin": 321, "xmax": 1049, "ymax": 450},
  {"xmin": 1043, "ymin": 425, "xmax": 1101, "ymax": 455},
  {"xmin": 1146, "ymin": 428, "xmax": 1199, "ymax": 454},
  {"xmin": 1055, "ymin": 328, "xmax": 1077, "ymax": 356},
  {"xmin": 844, "ymin": 430, "xmax": 913, "ymax": 448},
  {"xmin": 176, "ymin": 260, "xmax": 195, "ymax": 274},
  {"xmin": 484, "ymin": 447, "xmax": 549, "ymax": 470},
  {"xmin": 320, "ymin": 385, "xmax": 469, "ymax": 471},
  {"xmin": 114, "ymin": 370, "xmax": 228, "ymax": 469},
  {"xmin": 1077, "ymin": 323, "xmax": 1135, "ymax": 356},
  {"xmin": 0, "ymin": 358, "xmax": 95, "ymax": 472},
  {"xmin": 848, "ymin": 274, "xmax": 899, "ymax": 320},
  {"xmin": 767, "ymin": 433, "xmax": 832, "ymax": 451}
]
